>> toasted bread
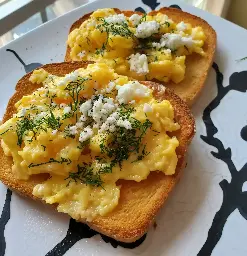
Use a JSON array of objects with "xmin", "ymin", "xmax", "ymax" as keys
[
  {"xmin": 0, "ymin": 62, "xmax": 195, "ymax": 242},
  {"xmin": 64, "ymin": 7, "xmax": 217, "ymax": 106}
]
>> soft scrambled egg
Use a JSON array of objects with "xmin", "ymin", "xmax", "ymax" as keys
[
  {"xmin": 0, "ymin": 63, "xmax": 180, "ymax": 221},
  {"xmin": 67, "ymin": 8, "xmax": 206, "ymax": 84}
]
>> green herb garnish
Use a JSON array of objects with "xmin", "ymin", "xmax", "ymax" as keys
[
  {"xmin": 66, "ymin": 163, "xmax": 103, "ymax": 187},
  {"xmin": 28, "ymin": 157, "xmax": 72, "ymax": 168}
]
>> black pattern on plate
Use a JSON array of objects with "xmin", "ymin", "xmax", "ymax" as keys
[
  {"xmin": 45, "ymin": 219, "xmax": 146, "ymax": 255},
  {"xmin": 198, "ymin": 63, "xmax": 247, "ymax": 255},
  {"xmin": 0, "ymin": 189, "xmax": 12, "ymax": 256},
  {"xmin": 6, "ymin": 49, "xmax": 42, "ymax": 73}
]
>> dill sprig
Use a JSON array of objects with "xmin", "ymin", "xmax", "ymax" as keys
[
  {"xmin": 64, "ymin": 77, "xmax": 89, "ymax": 120},
  {"xmin": 100, "ymin": 105, "xmax": 152, "ymax": 168},
  {"xmin": 28, "ymin": 157, "xmax": 72, "ymax": 168},
  {"xmin": 139, "ymin": 13, "xmax": 147, "ymax": 24},
  {"xmin": 95, "ymin": 17, "xmax": 134, "ymax": 55},
  {"xmin": 16, "ymin": 116, "xmax": 35, "ymax": 146},
  {"xmin": 16, "ymin": 111, "xmax": 61, "ymax": 147},
  {"xmin": 66, "ymin": 163, "xmax": 103, "ymax": 187},
  {"xmin": 0, "ymin": 127, "xmax": 13, "ymax": 136}
]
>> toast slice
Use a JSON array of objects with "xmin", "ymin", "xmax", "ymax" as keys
[
  {"xmin": 64, "ymin": 7, "xmax": 217, "ymax": 106},
  {"xmin": 0, "ymin": 62, "xmax": 195, "ymax": 242}
]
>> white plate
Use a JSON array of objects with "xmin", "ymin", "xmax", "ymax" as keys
[{"xmin": 1, "ymin": 0, "xmax": 247, "ymax": 255}]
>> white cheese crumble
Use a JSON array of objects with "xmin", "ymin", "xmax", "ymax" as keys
[
  {"xmin": 116, "ymin": 81, "xmax": 150, "ymax": 104},
  {"xmin": 69, "ymin": 125, "xmax": 78, "ymax": 135},
  {"xmin": 105, "ymin": 81, "xmax": 115, "ymax": 93},
  {"xmin": 176, "ymin": 21, "xmax": 187, "ymax": 31},
  {"xmin": 77, "ymin": 51, "xmax": 86, "ymax": 59},
  {"xmin": 105, "ymin": 13, "xmax": 126, "ymax": 24},
  {"xmin": 128, "ymin": 53, "xmax": 149, "ymax": 74},
  {"xmin": 143, "ymin": 103, "xmax": 152, "ymax": 113},
  {"xmin": 51, "ymin": 129, "xmax": 58, "ymax": 135},
  {"xmin": 64, "ymin": 106, "xmax": 71, "ymax": 114},
  {"xmin": 58, "ymin": 71, "xmax": 79, "ymax": 87},
  {"xmin": 129, "ymin": 14, "xmax": 141, "ymax": 26},
  {"xmin": 79, "ymin": 127, "xmax": 93, "ymax": 143},
  {"xmin": 79, "ymin": 115, "xmax": 87, "ymax": 122},
  {"xmin": 160, "ymin": 33, "xmax": 195, "ymax": 50},
  {"xmin": 135, "ymin": 21, "xmax": 160, "ymax": 38},
  {"xmin": 117, "ymin": 118, "xmax": 132, "ymax": 130},
  {"xmin": 80, "ymin": 100, "xmax": 92, "ymax": 116},
  {"xmin": 88, "ymin": 95, "xmax": 117, "ymax": 125},
  {"xmin": 99, "ymin": 112, "xmax": 119, "ymax": 133},
  {"xmin": 19, "ymin": 108, "xmax": 27, "ymax": 117},
  {"xmin": 75, "ymin": 122, "xmax": 84, "ymax": 129},
  {"xmin": 37, "ymin": 111, "xmax": 47, "ymax": 119}
]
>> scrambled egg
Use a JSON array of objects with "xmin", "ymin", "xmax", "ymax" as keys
[
  {"xmin": 67, "ymin": 8, "xmax": 206, "ymax": 84},
  {"xmin": 0, "ymin": 63, "xmax": 180, "ymax": 221}
]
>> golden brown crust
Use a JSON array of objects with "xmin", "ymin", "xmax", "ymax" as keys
[
  {"xmin": 64, "ymin": 7, "xmax": 217, "ymax": 106},
  {"xmin": 0, "ymin": 62, "xmax": 195, "ymax": 242}
]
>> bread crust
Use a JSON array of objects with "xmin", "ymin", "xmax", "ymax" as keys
[
  {"xmin": 64, "ymin": 7, "xmax": 217, "ymax": 106},
  {"xmin": 0, "ymin": 62, "xmax": 195, "ymax": 242}
]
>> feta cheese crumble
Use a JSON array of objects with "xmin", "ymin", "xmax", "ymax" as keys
[
  {"xmin": 135, "ymin": 21, "xmax": 160, "ymax": 38},
  {"xmin": 19, "ymin": 108, "xmax": 27, "ymax": 117},
  {"xmin": 160, "ymin": 33, "xmax": 195, "ymax": 50},
  {"xmin": 105, "ymin": 81, "xmax": 115, "ymax": 93},
  {"xmin": 117, "ymin": 118, "xmax": 132, "ymax": 130},
  {"xmin": 51, "ymin": 129, "xmax": 58, "ymax": 135},
  {"xmin": 105, "ymin": 14, "xmax": 126, "ymax": 24},
  {"xmin": 37, "ymin": 111, "xmax": 47, "ymax": 119},
  {"xmin": 143, "ymin": 103, "xmax": 152, "ymax": 113},
  {"xmin": 64, "ymin": 106, "xmax": 71, "ymax": 114},
  {"xmin": 128, "ymin": 53, "xmax": 149, "ymax": 74},
  {"xmin": 80, "ymin": 100, "xmax": 92, "ymax": 116},
  {"xmin": 116, "ymin": 81, "xmax": 150, "ymax": 104},
  {"xmin": 99, "ymin": 112, "xmax": 119, "ymax": 133},
  {"xmin": 58, "ymin": 71, "xmax": 79, "ymax": 87},
  {"xmin": 129, "ymin": 14, "xmax": 141, "ymax": 26},
  {"xmin": 77, "ymin": 51, "xmax": 86, "ymax": 59},
  {"xmin": 69, "ymin": 125, "xmax": 78, "ymax": 135},
  {"xmin": 176, "ymin": 21, "xmax": 187, "ymax": 31},
  {"xmin": 79, "ymin": 127, "xmax": 93, "ymax": 143},
  {"xmin": 88, "ymin": 95, "xmax": 117, "ymax": 125}
]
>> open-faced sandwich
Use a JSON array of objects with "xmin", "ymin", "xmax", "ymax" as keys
[
  {"xmin": 65, "ymin": 7, "xmax": 216, "ymax": 105},
  {"xmin": 0, "ymin": 62, "xmax": 195, "ymax": 242}
]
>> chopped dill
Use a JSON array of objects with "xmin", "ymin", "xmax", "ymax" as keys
[
  {"xmin": 77, "ymin": 139, "xmax": 90, "ymax": 149},
  {"xmin": 28, "ymin": 157, "xmax": 72, "ymax": 168},
  {"xmin": 46, "ymin": 111, "xmax": 61, "ymax": 130},
  {"xmin": 16, "ymin": 116, "xmax": 34, "ymax": 146},
  {"xmin": 164, "ymin": 21, "xmax": 170, "ymax": 27},
  {"xmin": 132, "ymin": 144, "xmax": 150, "ymax": 162},
  {"xmin": 16, "ymin": 111, "xmax": 61, "ymax": 147},
  {"xmin": 64, "ymin": 77, "xmax": 89, "ymax": 120},
  {"xmin": 139, "ymin": 13, "xmax": 147, "ymax": 24},
  {"xmin": 66, "ymin": 163, "xmax": 103, "ymax": 187},
  {"xmin": 0, "ymin": 127, "xmax": 12, "ymax": 136},
  {"xmin": 95, "ymin": 17, "xmax": 134, "ymax": 55},
  {"xmin": 100, "ymin": 104, "xmax": 152, "ymax": 168}
]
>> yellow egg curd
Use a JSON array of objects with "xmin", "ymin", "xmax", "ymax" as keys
[
  {"xmin": 0, "ymin": 63, "xmax": 180, "ymax": 221},
  {"xmin": 67, "ymin": 8, "xmax": 206, "ymax": 84}
]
